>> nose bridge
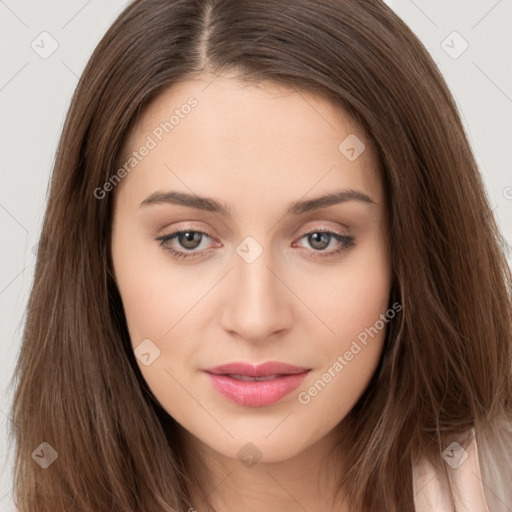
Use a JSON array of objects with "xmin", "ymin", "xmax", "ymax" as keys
[{"xmin": 221, "ymin": 237, "xmax": 290, "ymax": 340}]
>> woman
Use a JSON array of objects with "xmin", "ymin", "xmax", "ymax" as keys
[{"xmin": 9, "ymin": 0, "xmax": 512, "ymax": 511}]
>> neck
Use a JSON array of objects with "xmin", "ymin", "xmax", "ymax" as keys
[{"xmin": 179, "ymin": 423, "xmax": 352, "ymax": 512}]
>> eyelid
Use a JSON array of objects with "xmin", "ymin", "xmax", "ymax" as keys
[
  {"xmin": 154, "ymin": 228, "xmax": 216, "ymax": 261},
  {"xmin": 156, "ymin": 222, "xmax": 348, "ymax": 244},
  {"xmin": 298, "ymin": 223, "xmax": 348, "ymax": 237}
]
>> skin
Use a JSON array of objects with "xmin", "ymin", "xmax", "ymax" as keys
[{"xmin": 110, "ymin": 73, "xmax": 392, "ymax": 512}]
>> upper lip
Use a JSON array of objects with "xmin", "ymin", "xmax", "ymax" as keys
[{"xmin": 204, "ymin": 361, "xmax": 311, "ymax": 377}]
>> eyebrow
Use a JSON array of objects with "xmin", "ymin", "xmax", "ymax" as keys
[{"xmin": 140, "ymin": 189, "xmax": 375, "ymax": 216}]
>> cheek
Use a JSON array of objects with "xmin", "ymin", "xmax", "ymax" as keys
[
  {"xmin": 111, "ymin": 218, "xmax": 199, "ymax": 343},
  {"xmin": 312, "ymin": 234, "xmax": 391, "ymax": 350},
  {"xmin": 297, "ymin": 233, "xmax": 391, "ymax": 403},
  {"xmin": 111, "ymin": 224, "xmax": 210, "ymax": 408}
]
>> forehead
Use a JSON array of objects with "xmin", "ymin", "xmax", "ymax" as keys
[
  {"xmin": 128, "ymin": 74, "xmax": 364, "ymax": 151},
  {"xmin": 116, "ymin": 74, "xmax": 383, "ymax": 209}
]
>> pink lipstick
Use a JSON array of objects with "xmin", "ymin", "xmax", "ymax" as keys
[{"xmin": 203, "ymin": 362, "xmax": 311, "ymax": 407}]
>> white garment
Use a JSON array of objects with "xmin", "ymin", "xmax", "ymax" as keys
[{"xmin": 413, "ymin": 423, "xmax": 512, "ymax": 512}]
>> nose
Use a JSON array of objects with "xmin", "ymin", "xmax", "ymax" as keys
[{"xmin": 220, "ymin": 245, "xmax": 293, "ymax": 344}]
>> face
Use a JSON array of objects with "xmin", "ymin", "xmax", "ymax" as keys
[{"xmin": 110, "ymin": 74, "xmax": 392, "ymax": 465}]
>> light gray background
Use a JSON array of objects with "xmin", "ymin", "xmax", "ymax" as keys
[{"xmin": 0, "ymin": 1, "xmax": 511, "ymax": 510}]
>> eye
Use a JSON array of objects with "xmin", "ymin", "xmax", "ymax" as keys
[
  {"xmin": 293, "ymin": 229, "xmax": 356, "ymax": 259},
  {"xmin": 154, "ymin": 227, "xmax": 356, "ymax": 261},
  {"xmin": 155, "ymin": 229, "xmax": 216, "ymax": 260}
]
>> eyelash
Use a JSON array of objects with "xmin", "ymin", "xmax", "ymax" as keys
[{"xmin": 155, "ymin": 227, "xmax": 356, "ymax": 261}]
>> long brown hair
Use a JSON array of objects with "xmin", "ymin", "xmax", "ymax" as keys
[{"xmin": 9, "ymin": 0, "xmax": 512, "ymax": 511}]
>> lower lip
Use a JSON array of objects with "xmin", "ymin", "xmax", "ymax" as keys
[{"xmin": 205, "ymin": 371, "xmax": 310, "ymax": 407}]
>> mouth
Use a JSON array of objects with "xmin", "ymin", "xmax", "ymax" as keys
[
  {"xmin": 219, "ymin": 374, "xmax": 285, "ymax": 381},
  {"xmin": 203, "ymin": 361, "xmax": 311, "ymax": 407}
]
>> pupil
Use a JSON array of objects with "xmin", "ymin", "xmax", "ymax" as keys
[
  {"xmin": 310, "ymin": 232, "xmax": 329, "ymax": 250},
  {"xmin": 180, "ymin": 232, "xmax": 200, "ymax": 249}
]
